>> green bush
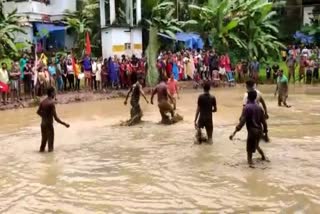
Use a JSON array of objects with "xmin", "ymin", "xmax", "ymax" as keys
[{"xmin": 0, "ymin": 58, "xmax": 13, "ymax": 70}]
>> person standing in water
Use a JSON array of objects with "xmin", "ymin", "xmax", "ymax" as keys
[
  {"xmin": 242, "ymin": 80, "xmax": 270, "ymax": 142},
  {"xmin": 37, "ymin": 87, "xmax": 70, "ymax": 152},
  {"xmin": 124, "ymin": 76, "xmax": 149, "ymax": 126},
  {"xmin": 233, "ymin": 90, "xmax": 268, "ymax": 168},
  {"xmin": 275, "ymin": 70, "xmax": 289, "ymax": 105},
  {"xmin": 151, "ymin": 78, "xmax": 176, "ymax": 124},
  {"xmin": 194, "ymin": 82, "xmax": 217, "ymax": 144},
  {"xmin": 275, "ymin": 69, "xmax": 291, "ymax": 108}
]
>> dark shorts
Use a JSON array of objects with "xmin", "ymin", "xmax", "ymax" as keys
[
  {"xmin": 198, "ymin": 118, "xmax": 212, "ymax": 129},
  {"xmin": 198, "ymin": 118, "xmax": 213, "ymax": 138},
  {"xmin": 247, "ymin": 128, "xmax": 262, "ymax": 153}
]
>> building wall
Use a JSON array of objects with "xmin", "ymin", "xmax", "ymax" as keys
[
  {"xmin": 14, "ymin": 26, "xmax": 34, "ymax": 43},
  {"xmin": 304, "ymin": 6, "xmax": 315, "ymax": 25},
  {"xmin": 3, "ymin": 0, "xmax": 76, "ymax": 50},
  {"xmin": 65, "ymin": 33, "xmax": 74, "ymax": 50},
  {"xmin": 101, "ymin": 27, "xmax": 142, "ymax": 59},
  {"xmin": 101, "ymin": 29, "xmax": 113, "ymax": 60},
  {"xmin": 3, "ymin": 0, "xmax": 76, "ymax": 21}
]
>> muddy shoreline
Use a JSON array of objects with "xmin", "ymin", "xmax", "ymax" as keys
[
  {"xmin": 0, "ymin": 90, "xmax": 129, "ymax": 111},
  {"xmin": 0, "ymin": 81, "xmax": 193, "ymax": 111},
  {"xmin": 1, "ymin": 81, "xmax": 319, "ymax": 111}
]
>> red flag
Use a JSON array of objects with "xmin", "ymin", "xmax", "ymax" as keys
[
  {"xmin": 85, "ymin": 32, "xmax": 91, "ymax": 55},
  {"xmin": 72, "ymin": 56, "xmax": 77, "ymax": 73}
]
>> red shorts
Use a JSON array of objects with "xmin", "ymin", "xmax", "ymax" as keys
[{"xmin": 0, "ymin": 82, "xmax": 9, "ymax": 93}]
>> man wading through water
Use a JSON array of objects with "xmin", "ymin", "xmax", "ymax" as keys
[
  {"xmin": 151, "ymin": 78, "xmax": 176, "ymax": 124},
  {"xmin": 194, "ymin": 81, "xmax": 217, "ymax": 144},
  {"xmin": 233, "ymin": 90, "xmax": 269, "ymax": 168},
  {"xmin": 242, "ymin": 80, "xmax": 269, "ymax": 142},
  {"xmin": 37, "ymin": 87, "xmax": 70, "ymax": 152},
  {"xmin": 275, "ymin": 69, "xmax": 291, "ymax": 108},
  {"xmin": 124, "ymin": 76, "xmax": 149, "ymax": 126}
]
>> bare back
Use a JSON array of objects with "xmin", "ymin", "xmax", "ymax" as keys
[
  {"xmin": 38, "ymin": 98, "xmax": 55, "ymax": 125},
  {"xmin": 156, "ymin": 82, "xmax": 169, "ymax": 103}
]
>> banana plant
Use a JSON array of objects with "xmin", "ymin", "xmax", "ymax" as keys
[
  {"xmin": 144, "ymin": 0, "xmax": 197, "ymax": 86},
  {"xmin": 64, "ymin": 0, "xmax": 100, "ymax": 56},
  {"xmin": 0, "ymin": 5, "xmax": 25, "ymax": 57},
  {"xmin": 189, "ymin": 0, "xmax": 245, "ymax": 52},
  {"xmin": 237, "ymin": 0, "xmax": 285, "ymax": 59}
]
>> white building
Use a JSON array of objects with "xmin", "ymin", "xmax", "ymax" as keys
[
  {"xmin": 303, "ymin": 5, "xmax": 315, "ymax": 25},
  {"xmin": 3, "ymin": 0, "xmax": 76, "ymax": 51},
  {"xmin": 100, "ymin": 0, "xmax": 142, "ymax": 59}
]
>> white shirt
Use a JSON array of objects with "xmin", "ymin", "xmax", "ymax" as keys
[
  {"xmin": 0, "ymin": 69, "xmax": 9, "ymax": 83},
  {"xmin": 243, "ymin": 89, "xmax": 262, "ymax": 105},
  {"xmin": 92, "ymin": 62, "xmax": 97, "ymax": 74},
  {"xmin": 96, "ymin": 63, "xmax": 102, "ymax": 81},
  {"xmin": 67, "ymin": 65, "xmax": 74, "ymax": 74},
  {"xmin": 302, "ymin": 48, "xmax": 311, "ymax": 57}
]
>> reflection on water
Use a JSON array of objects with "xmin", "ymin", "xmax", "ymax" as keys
[{"xmin": 0, "ymin": 85, "xmax": 320, "ymax": 213}]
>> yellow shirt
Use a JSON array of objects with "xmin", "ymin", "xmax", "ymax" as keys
[
  {"xmin": 40, "ymin": 53, "xmax": 48, "ymax": 66},
  {"xmin": 75, "ymin": 64, "xmax": 80, "ymax": 77}
]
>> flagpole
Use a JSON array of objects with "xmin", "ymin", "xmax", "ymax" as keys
[{"xmin": 34, "ymin": 38, "xmax": 38, "ymax": 88}]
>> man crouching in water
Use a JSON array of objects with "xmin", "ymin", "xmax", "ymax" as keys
[
  {"xmin": 151, "ymin": 78, "xmax": 176, "ymax": 124},
  {"xmin": 124, "ymin": 76, "xmax": 149, "ymax": 126},
  {"xmin": 233, "ymin": 90, "xmax": 268, "ymax": 168},
  {"xmin": 194, "ymin": 82, "xmax": 217, "ymax": 144},
  {"xmin": 37, "ymin": 86, "xmax": 70, "ymax": 152}
]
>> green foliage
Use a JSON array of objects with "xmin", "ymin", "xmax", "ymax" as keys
[
  {"xmin": 64, "ymin": 0, "xmax": 100, "ymax": 57},
  {"xmin": 0, "ymin": 2, "xmax": 26, "ymax": 58},
  {"xmin": 144, "ymin": 0, "xmax": 197, "ymax": 86},
  {"xmin": 0, "ymin": 58, "xmax": 13, "ymax": 69},
  {"xmin": 190, "ymin": 0, "xmax": 284, "ymax": 60}
]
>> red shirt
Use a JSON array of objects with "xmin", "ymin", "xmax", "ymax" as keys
[
  {"xmin": 166, "ymin": 61, "xmax": 173, "ymax": 77},
  {"xmin": 219, "ymin": 56, "xmax": 226, "ymax": 68}
]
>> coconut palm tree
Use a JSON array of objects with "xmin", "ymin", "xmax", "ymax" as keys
[{"xmin": 0, "ymin": 3, "xmax": 25, "ymax": 57}]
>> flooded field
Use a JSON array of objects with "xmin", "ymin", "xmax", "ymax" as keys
[{"xmin": 0, "ymin": 85, "xmax": 319, "ymax": 213}]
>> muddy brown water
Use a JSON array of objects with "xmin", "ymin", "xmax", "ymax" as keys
[{"xmin": 0, "ymin": 85, "xmax": 320, "ymax": 213}]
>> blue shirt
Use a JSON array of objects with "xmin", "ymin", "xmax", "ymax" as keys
[
  {"xmin": 83, "ymin": 57, "xmax": 92, "ymax": 71},
  {"xmin": 48, "ymin": 65, "xmax": 56, "ymax": 76}
]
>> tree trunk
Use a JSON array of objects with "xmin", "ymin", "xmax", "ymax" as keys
[{"xmin": 146, "ymin": 26, "xmax": 160, "ymax": 87}]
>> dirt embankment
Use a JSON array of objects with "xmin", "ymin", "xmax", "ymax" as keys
[
  {"xmin": 0, "ymin": 81, "xmax": 198, "ymax": 111},
  {"xmin": 0, "ymin": 90, "xmax": 128, "ymax": 111}
]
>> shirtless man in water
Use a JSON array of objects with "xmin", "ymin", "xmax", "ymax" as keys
[
  {"xmin": 124, "ymin": 76, "xmax": 149, "ymax": 125},
  {"xmin": 194, "ymin": 82, "xmax": 217, "ymax": 144},
  {"xmin": 151, "ymin": 78, "xmax": 175, "ymax": 123},
  {"xmin": 233, "ymin": 90, "xmax": 268, "ymax": 168},
  {"xmin": 37, "ymin": 87, "xmax": 69, "ymax": 152}
]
